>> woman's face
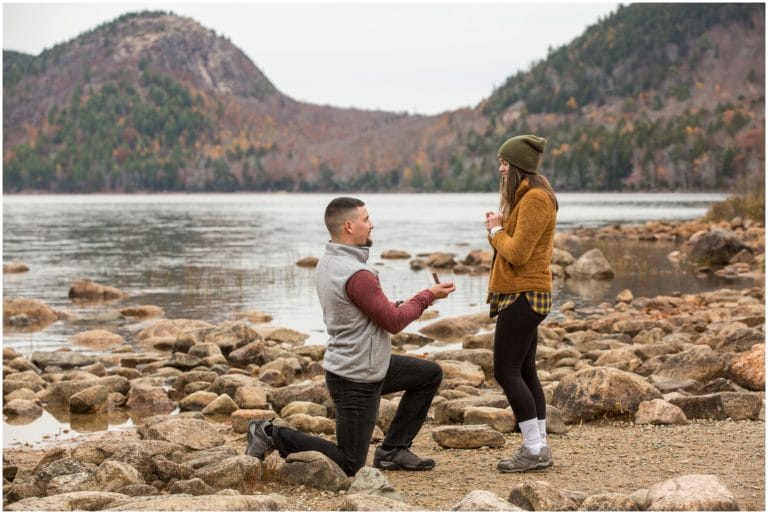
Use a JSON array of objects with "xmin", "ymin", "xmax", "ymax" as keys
[{"xmin": 498, "ymin": 158, "xmax": 510, "ymax": 182}]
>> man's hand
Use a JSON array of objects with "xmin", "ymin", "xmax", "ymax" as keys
[{"xmin": 429, "ymin": 281, "xmax": 456, "ymax": 299}]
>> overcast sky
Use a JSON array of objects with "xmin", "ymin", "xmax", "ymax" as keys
[{"xmin": 2, "ymin": 1, "xmax": 619, "ymax": 115}]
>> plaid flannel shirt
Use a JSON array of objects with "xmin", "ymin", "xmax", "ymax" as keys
[{"xmin": 486, "ymin": 290, "xmax": 552, "ymax": 318}]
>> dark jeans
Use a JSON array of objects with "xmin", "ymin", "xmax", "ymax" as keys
[
  {"xmin": 271, "ymin": 354, "xmax": 442, "ymax": 476},
  {"xmin": 493, "ymin": 294, "xmax": 547, "ymax": 423}
]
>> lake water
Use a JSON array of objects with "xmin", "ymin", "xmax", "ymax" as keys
[{"xmin": 3, "ymin": 191, "xmax": 750, "ymax": 447}]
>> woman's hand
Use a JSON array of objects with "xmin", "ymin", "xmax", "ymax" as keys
[{"xmin": 485, "ymin": 211, "xmax": 503, "ymax": 233}]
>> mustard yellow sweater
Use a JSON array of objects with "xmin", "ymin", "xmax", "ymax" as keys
[{"xmin": 487, "ymin": 178, "xmax": 557, "ymax": 294}]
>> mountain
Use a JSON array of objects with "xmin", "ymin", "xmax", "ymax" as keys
[
  {"xmin": 3, "ymin": 5, "xmax": 764, "ymax": 193},
  {"xmin": 476, "ymin": 3, "xmax": 765, "ymax": 191}
]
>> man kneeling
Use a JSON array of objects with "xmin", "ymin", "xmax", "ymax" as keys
[{"xmin": 246, "ymin": 196, "xmax": 456, "ymax": 475}]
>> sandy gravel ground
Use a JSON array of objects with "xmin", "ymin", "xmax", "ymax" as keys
[
  {"xmin": 258, "ymin": 419, "xmax": 766, "ymax": 511},
  {"xmin": 6, "ymin": 418, "xmax": 763, "ymax": 511}
]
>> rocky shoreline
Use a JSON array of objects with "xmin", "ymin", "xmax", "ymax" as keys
[{"xmin": 3, "ymin": 217, "xmax": 765, "ymax": 511}]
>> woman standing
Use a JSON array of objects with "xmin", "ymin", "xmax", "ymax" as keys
[{"xmin": 484, "ymin": 134, "xmax": 558, "ymax": 473}]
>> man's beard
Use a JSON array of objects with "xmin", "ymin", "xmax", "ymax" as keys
[{"xmin": 365, "ymin": 237, "xmax": 373, "ymax": 247}]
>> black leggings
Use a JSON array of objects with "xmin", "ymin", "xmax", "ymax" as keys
[{"xmin": 493, "ymin": 294, "xmax": 547, "ymax": 423}]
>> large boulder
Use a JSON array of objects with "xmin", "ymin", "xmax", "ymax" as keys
[
  {"xmin": 68, "ymin": 279, "xmax": 127, "ymax": 301},
  {"xmin": 278, "ymin": 451, "xmax": 350, "ymax": 491},
  {"xmin": 667, "ymin": 392, "xmax": 763, "ymax": 421},
  {"xmin": 205, "ymin": 374, "xmax": 260, "ymax": 398},
  {"xmin": 136, "ymin": 319, "xmax": 215, "ymax": 350},
  {"xmin": 652, "ymin": 345, "xmax": 725, "ymax": 383},
  {"xmin": 551, "ymin": 247, "xmax": 576, "ymax": 267},
  {"xmin": 108, "ymin": 494, "xmax": 284, "ymax": 511},
  {"xmin": 461, "ymin": 332, "xmax": 495, "ymax": 350},
  {"xmin": 452, "ymin": 490, "xmax": 525, "ymax": 511},
  {"xmin": 153, "ymin": 457, "xmax": 194, "ymax": 482},
  {"xmin": 33, "ymin": 458, "xmax": 96, "ymax": 496},
  {"xmin": 380, "ymin": 249, "xmax": 411, "ymax": 259},
  {"xmin": 463, "ymin": 406, "xmax": 516, "ymax": 433},
  {"xmin": 179, "ymin": 391, "xmax": 219, "ymax": 411},
  {"xmin": 646, "ymin": 474, "xmax": 739, "ymax": 511},
  {"xmin": 168, "ymin": 478, "xmax": 216, "ymax": 496},
  {"xmin": 140, "ymin": 418, "xmax": 225, "ymax": 451},
  {"xmin": 194, "ymin": 455, "xmax": 264, "ymax": 493},
  {"xmin": 233, "ymin": 385, "xmax": 270, "ymax": 409},
  {"xmin": 201, "ymin": 394, "xmax": 239, "ymax": 416},
  {"xmin": 125, "ymin": 383, "xmax": 176, "ymax": 415},
  {"xmin": 705, "ymin": 327, "xmax": 764, "ymax": 355},
  {"xmin": 296, "ymin": 256, "xmax": 319, "ymax": 268},
  {"xmin": 435, "ymin": 359, "xmax": 485, "ymax": 388},
  {"xmin": 171, "ymin": 371, "xmax": 219, "ymax": 392},
  {"xmin": 462, "ymin": 249, "xmax": 493, "ymax": 268},
  {"xmin": 181, "ymin": 445, "xmax": 238, "ymax": 470},
  {"xmin": 3, "ymin": 398, "xmax": 43, "ymax": 419},
  {"xmin": 261, "ymin": 356, "xmax": 302, "ymax": 383},
  {"xmin": 3, "ymin": 298, "xmax": 61, "ymax": 329},
  {"xmin": 175, "ymin": 320, "xmax": 261, "ymax": 354},
  {"xmin": 4, "ymin": 491, "xmax": 133, "ymax": 511},
  {"xmin": 419, "ymin": 315, "xmax": 481, "ymax": 342},
  {"xmin": 70, "ymin": 329, "xmax": 124, "ymax": 350},
  {"xmin": 69, "ymin": 385, "xmax": 111, "ymax": 414},
  {"xmin": 551, "ymin": 367, "xmax": 662, "ymax": 423},
  {"xmin": 39, "ymin": 380, "xmax": 99, "ymax": 405},
  {"xmin": 255, "ymin": 326, "xmax": 309, "ymax": 346},
  {"xmin": 634, "ymin": 399, "xmax": 687, "ymax": 425},
  {"xmin": 690, "ymin": 229, "xmax": 751, "ymax": 266},
  {"xmin": 429, "ymin": 348, "xmax": 493, "ymax": 377},
  {"xmin": 284, "ymin": 414, "xmax": 335, "ymax": 435},
  {"xmin": 281, "ymin": 401, "xmax": 327, "ymax": 418},
  {"xmin": 164, "ymin": 352, "xmax": 204, "ymax": 371},
  {"xmin": 340, "ymin": 494, "xmax": 421, "ymax": 511},
  {"xmin": 377, "ymin": 398, "xmax": 397, "ymax": 432},
  {"xmin": 727, "ymin": 343, "xmax": 765, "ymax": 390},
  {"xmin": 110, "ymin": 443, "xmax": 154, "ymax": 483},
  {"xmin": 4, "ymin": 261, "xmax": 29, "ymax": 273},
  {"xmin": 228, "ymin": 340, "xmax": 274, "ymax": 367},
  {"xmin": 348, "ymin": 467, "xmax": 403, "ymax": 501},
  {"xmin": 4, "ymin": 370, "xmax": 47, "ymax": 393},
  {"xmin": 433, "ymin": 394, "xmax": 509, "ymax": 425},
  {"xmin": 426, "ymin": 252, "xmax": 457, "ymax": 268},
  {"xmin": 79, "ymin": 460, "xmax": 146, "ymax": 492},
  {"xmin": 268, "ymin": 379, "xmax": 330, "ymax": 413},
  {"xmin": 579, "ymin": 493, "xmax": 639, "ymax": 511},
  {"xmin": 120, "ymin": 305, "xmax": 164, "ymax": 319},
  {"xmin": 117, "ymin": 352, "xmax": 168, "ymax": 369},
  {"xmin": 565, "ymin": 248, "xmax": 614, "ymax": 280},
  {"xmin": 432, "ymin": 424, "xmax": 505, "ymax": 449},
  {"xmin": 507, "ymin": 480, "xmax": 585, "ymax": 511}
]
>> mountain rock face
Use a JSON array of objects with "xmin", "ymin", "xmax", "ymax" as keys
[
  {"xmin": 4, "ymin": 14, "xmax": 270, "ymax": 146},
  {"xmin": 3, "ymin": 5, "xmax": 764, "ymax": 193}
]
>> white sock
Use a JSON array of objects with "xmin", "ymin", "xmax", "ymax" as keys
[
  {"xmin": 538, "ymin": 419, "xmax": 547, "ymax": 445},
  {"xmin": 519, "ymin": 418, "xmax": 543, "ymax": 454}
]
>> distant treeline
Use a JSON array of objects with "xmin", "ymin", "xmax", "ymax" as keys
[{"xmin": 3, "ymin": 3, "xmax": 764, "ymax": 193}]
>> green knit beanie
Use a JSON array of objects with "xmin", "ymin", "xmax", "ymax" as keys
[{"xmin": 497, "ymin": 135, "xmax": 547, "ymax": 173}]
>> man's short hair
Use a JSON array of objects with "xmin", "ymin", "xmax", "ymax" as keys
[{"xmin": 324, "ymin": 197, "xmax": 365, "ymax": 237}]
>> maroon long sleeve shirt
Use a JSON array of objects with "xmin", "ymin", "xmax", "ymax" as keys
[{"xmin": 345, "ymin": 270, "xmax": 435, "ymax": 334}]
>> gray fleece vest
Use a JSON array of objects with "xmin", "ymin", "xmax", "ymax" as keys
[{"xmin": 315, "ymin": 242, "xmax": 391, "ymax": 382}]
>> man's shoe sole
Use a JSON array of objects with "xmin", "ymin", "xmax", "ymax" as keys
[{"xmin": 374, "ymin": 460, "xmax": 434, "ymax": 471}]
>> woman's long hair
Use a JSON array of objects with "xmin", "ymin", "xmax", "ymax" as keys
[{"xmin": 499, "ymin": 165, "xmax": 559, "ymax": 220}]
